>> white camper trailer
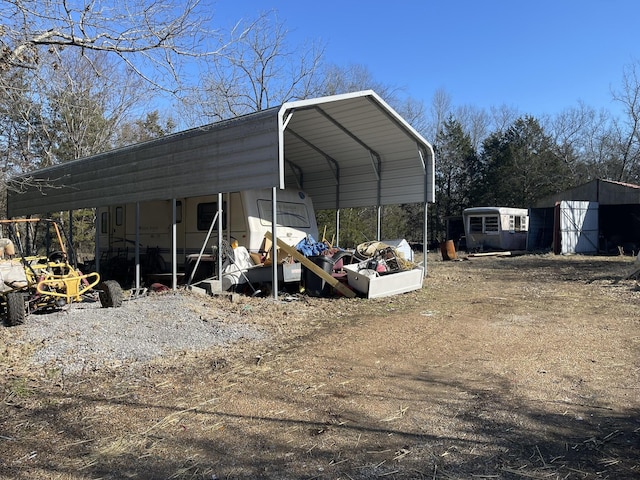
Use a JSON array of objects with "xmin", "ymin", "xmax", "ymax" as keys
[
  {"xmin": 96, "ymin": 189, "xmax": 319, "ymax": 282},
  {"xmin": 463, "ymin": 207, "xmax": 529, "ymax": 251}
]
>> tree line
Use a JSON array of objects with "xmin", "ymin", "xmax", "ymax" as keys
[{"xmin": 1, "ymin": 1, "xmax": 639, "ymax": 250}]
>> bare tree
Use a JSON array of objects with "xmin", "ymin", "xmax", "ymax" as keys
[
  {"xmin": 45, "ymin": 50, "xmax": 154, "ymax": 161},
  {"xmin": 543, "ymin": 102, "xmax": 613, "ymax": 181},
  {"xmin": 427, "ymin": 88, "xmax": 452, "ymax": 140},
  {"xmin": 0, "ymin": 68, "xmax": 47, "ymax": 190},
  {"xmin": 0, "ymin": 0, "xmax": 223, "ymax": 205},
  {"xmin": 0, "ymin": 48, "xmax": 153, "ymax": 175},
  {"xmin": 611, "ymin": 60, "xmax": 640, "ymax": 182},
  {"xmin": 318, "ymin": 62, "xmax": 426, "ymax": 133},
  {"xmin": 488, "ymin": 103, "xmax": 520, "ymax": 134},
  {"xmin": 181, "ymin": 12, "xmax": 324, "ymax": 123},
  {"xmin": 319, "ymin": 63, "xmax": 398, "ymax": 98},
  {"xmin": 0, "ymin": 0, "xmax": 221, "ymax": 92},
  {"xmin": 453, "ymin": 104, "xmax": 491, "ymax": 152}
]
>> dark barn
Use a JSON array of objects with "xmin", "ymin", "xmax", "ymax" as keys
[{"xmin": 530, "ymin": 179, "xmax": 640, "ymax": 255}]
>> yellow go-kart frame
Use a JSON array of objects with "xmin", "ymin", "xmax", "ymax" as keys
[{"xmin": 0, "ymin": 218, "xmax": 123, "ymax": 326}]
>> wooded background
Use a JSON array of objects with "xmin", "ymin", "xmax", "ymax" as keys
[{"xmin": 2, "ymin": 1, "xmax": 639, "ymax": 250}]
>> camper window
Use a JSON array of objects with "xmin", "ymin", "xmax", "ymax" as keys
[
  {"xmin": 101, "ymin": 212, "xmax": 108, "ymax": 234},
  {"xmin": 176, "ymin": 201, "xmax": 182, "ymax": 223},
  {"xmin": 115, "ymin": 207, "xmax": 123, "ymax": 226},
  {"xmin": 257, "ymin": 200, "xmax": 311, "ymax": 228},
  {"xmin": 509, "ymin": 215, "xmax": 527, "ymax": 232},
  {"xmin": 469, "ymin": 217, "xmax": 483, "ymax": 233},
  {"xmin": 484, "ymin": 216, "xmax": 499, "ymax": 232},
  {"xmin": 470, "ymin": 215, "xmax": 499, "ymax": 234},
  {"xmin": 197, "ymin": 202, "xmax": 227, "ymax": 230}
]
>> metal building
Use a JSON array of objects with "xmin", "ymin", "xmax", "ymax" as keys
[
  {"xmin": 7, "ymin": 90, "xmax": 436, "ymax": 293},
  {"xmin": 530, "ymin": 179, "xmax": 640, "ymax": 254}
]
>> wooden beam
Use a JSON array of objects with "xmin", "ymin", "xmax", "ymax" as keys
[{"xmin": 264, "ymin": 232, "xmax": 355, "ymax": 298}]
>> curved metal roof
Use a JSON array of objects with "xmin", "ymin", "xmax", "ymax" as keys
[{"xmin": 7, "ymin": 90, "xmax": 434, "ymax": 216}]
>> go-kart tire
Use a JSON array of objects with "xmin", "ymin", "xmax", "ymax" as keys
[
  {"xmin": 6, "ymin": 292, "xmax": 26, "ymax": 326},
  {"xmin": 98, "ymin": 280, "xmax": 124, "ymax": 308},
  {"xmin": 48, "ymin": 251, "xmax": 67, "ymax": 262}
]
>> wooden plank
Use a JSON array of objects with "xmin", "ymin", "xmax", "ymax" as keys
[
  {"xmin": 468, "ymin": 250, "xmax": 527, "ymax": 258},
  {"xmin": 264, "ymin": 232, "xmax": 355, "ymax": 298}
]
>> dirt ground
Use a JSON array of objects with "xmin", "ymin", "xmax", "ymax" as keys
[{"xmin": 1, "ymin": 252, "xmax": 639, "ymax": 479}]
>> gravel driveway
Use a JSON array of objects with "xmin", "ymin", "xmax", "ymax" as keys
[{"xmin": 16, "ymin": 291, "xmax": 265, "ymax": 374}]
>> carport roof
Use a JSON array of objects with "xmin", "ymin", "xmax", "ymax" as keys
[{"xmin": 7, "ymin": 90, "xmax": 435, "ymax": 216}]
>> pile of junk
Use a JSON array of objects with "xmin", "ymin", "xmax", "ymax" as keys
[{"xmin": 200, "ymin": 235, "xmax": 425, "ymax": 299}]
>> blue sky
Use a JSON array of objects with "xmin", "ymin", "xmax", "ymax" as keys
[{"xmin": 210, "ymin": 0, "xmax": 638, "ymax": 118}]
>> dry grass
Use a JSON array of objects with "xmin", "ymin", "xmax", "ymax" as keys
[{"xmin": 1, "ymin": 252, "xmax": 639, "ymax": 479}]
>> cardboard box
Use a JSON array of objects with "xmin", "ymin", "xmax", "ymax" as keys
[
  {"xmin": 260, "ymin": 236, "xmax": 290, "ymax": 265},
  {"xmin": 344, "ymin": 262, "xmax": 424, "ymax": 298},
  {"xmin": 249, "ymin": 252, "xmax": 264, "ymax": 265}
]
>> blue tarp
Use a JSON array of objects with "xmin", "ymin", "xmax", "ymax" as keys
[{"xmin": 295, "ymin": 235, "xmax": 328, "ymax": 256}]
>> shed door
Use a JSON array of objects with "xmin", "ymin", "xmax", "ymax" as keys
[{"xmin": 559, "ymin": 201, "xmax": 599, "ymax": 254}]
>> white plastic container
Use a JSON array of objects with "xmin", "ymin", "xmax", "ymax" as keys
[{"xmin": 344, "ymin": 262, "xmax": 423, "ymax": 298}]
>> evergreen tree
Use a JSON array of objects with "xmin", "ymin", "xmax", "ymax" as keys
[
  {"xmin": 433, "ymin": 117, "xmax": 479, "ymax": 239},
  {"xmin": 478, "ymin": 116, "xmax": 571, "ymax": 207},
  {"xmin": 116, "ymin": 111, "xmax": 176, "ymax": 147}
]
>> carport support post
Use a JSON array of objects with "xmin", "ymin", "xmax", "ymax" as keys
[
  {"xmin": 172, "ymin": 199, "xmax": 178, "ymax": 290},
  {"xmin": 423, "ymin": 143, "xmax": 435, "ymax": 278},
  {"xmin": 335, "ymin": 209, "xmax": 340, "ymax": 247},
  {"xmin": 216, "ymin": 193, "xmax": 223, "ymax": 280},
  {"xmin": 68, "ymin": 210, "xmax": 73, "ymax": 259},
  {"xmin": 271, "ymin": 187, "xmax": 278, "ymax": 299},
  {"xmin": 423, "ymin": 202, "xmax": 429, "ymax": 277},
  {"xmin": 135, "ymin": 202, "xmax": 141, "ymax": 290},
  {"xmin": 95, "ymin": 211, "xmax": 101, "ymax": 273}
]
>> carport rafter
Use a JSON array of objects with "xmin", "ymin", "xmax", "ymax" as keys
[{"xmin": 285, "ymin": 126, "xmax": 340, "ymax": 185}]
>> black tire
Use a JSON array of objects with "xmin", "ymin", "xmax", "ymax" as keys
[
  {"xmin": 6, "ymin": 292, "xmax": 26, "ymax": 326},
  {"xmin": 98, "ymin": 280, "xmax": 124, "ymax": 308},
  {"xmin": 48, "ymin": 251, "xmax": 67, "ymax": 263}
]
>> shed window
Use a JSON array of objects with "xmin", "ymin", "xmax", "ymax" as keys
[{"xmin": 197, "ymin": 202, "xmax": 227, "ymax": 231}]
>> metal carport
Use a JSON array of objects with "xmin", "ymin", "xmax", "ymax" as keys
[{"xmin": 7, "ymin": 90, "xmax": 435, "ymax": 296}]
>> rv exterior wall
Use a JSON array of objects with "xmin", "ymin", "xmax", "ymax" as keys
[
  {"xmin": 463, "ymin": 207, "xmax": 529, "ymax": 251},
  {"xmin": 97, "ymin": 189, "xmax": 319, "ymax": 266}
]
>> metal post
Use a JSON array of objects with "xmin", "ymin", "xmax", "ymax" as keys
[
  {"xmin": 335, "ymin": 209, "xmax": 340, "ymax": 247},
  {"xmin": 172, "ymin": 199, "xmax": 177, "ymax": 290},
  {"xmin": 95, "ymin": 209, "xmax": 100, "ymax": 273},
  {"xmin": 68, "ymin": 210, "xmax": 73, "ymax": 262},
  {"xmin": 423, "ymin": 202, "xmax": 429, "ymax": 277},
  {"xmin": 271, "ymin": 187, "xmax": 278, "ymax": 299},
  {"xmin": 135, "ymin": 202, "xmax": 141, "ymax": 290},
  {"xmin": 217, "ymin": 193, "xmax": 223, "ymax": 280}
]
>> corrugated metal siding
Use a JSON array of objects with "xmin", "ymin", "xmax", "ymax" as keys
[
  {"xmin": 8, "ymin": 110, "xmax": 280, "ymax": 216},
  {"xmin": 8, "ymin": 91, "xmax": 435, "ymax": 217},
  {"xmin": 535, "ymin": 179, "xmax": 640, "ymax": 208},
  {"xmin": 280, "ymin": 92, "xmax": 431, "ymax": 210}
]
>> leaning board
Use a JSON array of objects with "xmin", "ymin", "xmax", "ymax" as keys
[{"xmin": 264, "ymin": 232, "xmax": 355, "ymax": 298}]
